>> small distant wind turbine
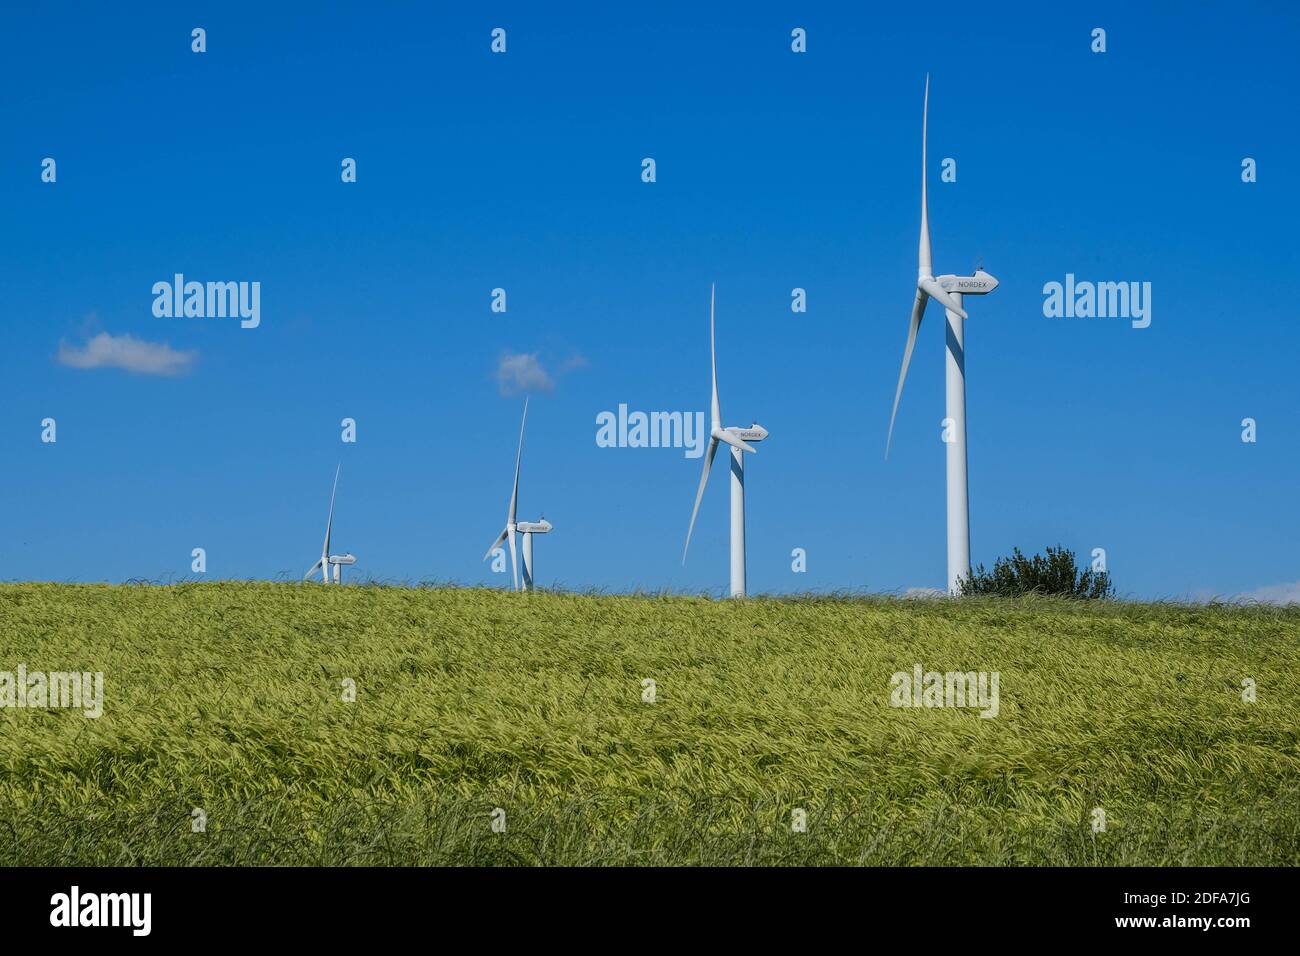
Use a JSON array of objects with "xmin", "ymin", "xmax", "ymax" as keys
[
  {"xmin": 683, "ymin": 284, "xmax": 768, "ymax": 598},
  {"xmin": 517, "ymin": 518, "xmax": 552, "ymax": 590},
  {"xmin": 304, "ymin": 464, "xmax": 357, "ymax": 584},
  {"xmin": 484, "ymin": 398, "xmax": 553, "ymax": 591},
  {"xmin": 886, "ymin": 74, "xmax": 999, "ymax": 595}
]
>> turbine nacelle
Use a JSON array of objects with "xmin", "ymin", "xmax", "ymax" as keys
[
  {"xmin": 517, "ymin": 520, "xmax": 552, "ymax": 534},
  {"xmin": 725, "ymin": 424, "xmax": 768, "ymax": 443},
  {"xmin": 935, "ymin": 270, "xmax": 999, "ymax": 297}
]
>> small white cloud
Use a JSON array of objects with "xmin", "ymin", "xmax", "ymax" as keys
[
  {"xmin": 1234, "ymin": 580, "xmax": 1300, "ymax": 605},
  {"xmin": 495, "ymin": 351, "xmax": 554, "ymax": 396},
  {"xmin": 58, "ymin": 332, "xmax": 196, "ymax": 376}
]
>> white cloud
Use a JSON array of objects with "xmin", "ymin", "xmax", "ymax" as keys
[
  {"xmin": 494, "ymin": 351, "xmax": 589, "ymax": 395},
  {"xmin": 1234, "ymin": 580, "xmax": 1300, "ymax": 605},
  {"xmin": 58, "ymin": 332, "xmax": 196, "ymax": 376},
  {"xmin": 495, "ymin": 352, "xmax": 554, "ymax": 396}
]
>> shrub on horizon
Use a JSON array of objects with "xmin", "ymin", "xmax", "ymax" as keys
[{"xmin": 959, "ymin": 546, "xmax": 1113, "ymax": 599}]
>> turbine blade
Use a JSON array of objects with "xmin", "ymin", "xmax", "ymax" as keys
[
  {"xmin": 709, "ymin": 283, "xmax": 721, "ymax": 429},
  {"xmin": 919, "ymin": 276, "xmax": 967, "ymax": 319},
  {"xmin": 508, "ymin": 526, "xmax": 519, "ymax": 591},
  {"xmin": 508, "ymin": 398, "xmax": 527, "ymax": 525},
  {"xmin": 919, "ymin": 74, "xmax": 932, "ymax": 277},
  {"xmin": 323, "ymin": 463, "xmax": 340, "ymax": 559},
  {"xmin": 303, "ymin": 558, "xmax": 324, "ymax": 581},
  {"xmin": 887, "ymin": 288, "xmax": 929, "ymax": 458},
  {"xmin": 682, "ymin": 437, "xmax": 719, "ymax": 563},
  {"xmin": 483, "ymin": 527, "xmax": 508, "ymax": 562},
  {"xmin": 714, "ymin": 428, "xmax": 756, "ymax": 454}
]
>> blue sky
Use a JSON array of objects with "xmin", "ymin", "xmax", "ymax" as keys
[{"xmin": 2, "ymin": 2, "xmax": 1297, "ymax": 599}]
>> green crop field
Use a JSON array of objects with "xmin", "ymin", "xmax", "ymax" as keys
[{"xmin": 1, "ymin": 582, "xmax": 1297, "ymax": 866}]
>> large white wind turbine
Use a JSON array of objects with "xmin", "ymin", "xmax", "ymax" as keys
[
  {"xmin": 683, "ymin": 284, "xmax": 769, "ymax": 598},
  {"xmin": 304, "ymin": 464, "xmax": 357, "ymax": 584},
  {"xmin": 484, "ymin": 398, "xmax": 553, "ymax": 591},
  {"xmin": 886, "ymin": 75, "xmax": 999, "ymax": 596}
]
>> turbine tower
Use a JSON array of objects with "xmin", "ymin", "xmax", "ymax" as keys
[
  {"xmin": 886, "ymin": 75, "xmax": 999, "ymax": 595},
  {"xmin": 304, "ymin": 464, "xmax": 357, "ymax": 584},
  {"xmin": 484, "ymin": 398, "xmax": 553, "ymax": 591},
  {"xmin": 683, "ymin": 284, "xmax": 768, "ymax": 598}
]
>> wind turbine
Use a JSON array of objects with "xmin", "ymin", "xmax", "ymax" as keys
[
  {"xmin": 484, "ymin": 398, "xmax": 553, "ymax": 591},
  {"xmin": 886, "ymin": 74, "xmax": 999, "ymax": 596},
  {"xmin": 683, "ymin": 284, "xmax": 769, "ymax": 598},
  {"xmin": 303, "ymin": 464, "xmax": 357, "ymax": 584}
]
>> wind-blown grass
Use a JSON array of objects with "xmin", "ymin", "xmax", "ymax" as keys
[{"xmin": 1, "ymin": 583, "xmax": 1296, "ymax": 865}]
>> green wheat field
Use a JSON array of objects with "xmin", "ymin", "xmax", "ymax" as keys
[{"xmin": 1, "ymin": 582, "xmax": 1297, "ymax": 865}]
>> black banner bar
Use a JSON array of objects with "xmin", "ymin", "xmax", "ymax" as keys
[{"xmin": 0, "ymin": 866, "xmax": 1284, "ymax": 942}]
